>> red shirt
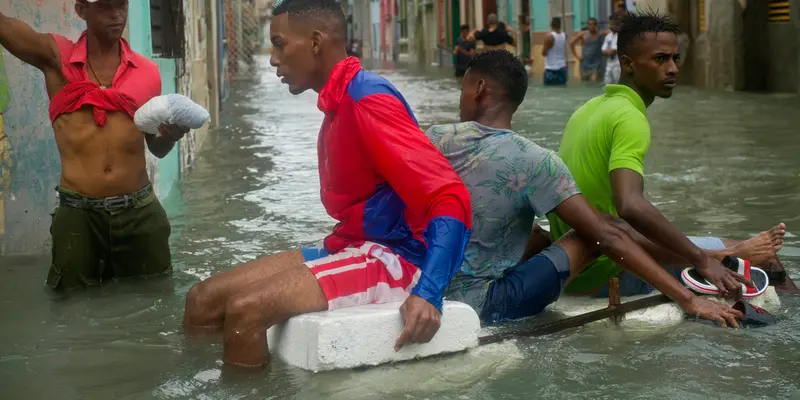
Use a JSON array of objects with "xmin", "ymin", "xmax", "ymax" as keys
[
  {"xmin": 316, "ymin": 57, "xmax": 472, "ymax": 311},
  {"xmin": 48, "ymin": 31, "xmax": 161, "ymax": 126}
]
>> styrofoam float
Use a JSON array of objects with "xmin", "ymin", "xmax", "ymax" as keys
[
  {"xmin": 267, "ymin": 287, "xmax": 782, "ymax": 372},
  {"xmin": 266, "ymin": 300, "xmax": 481, "ymax": 372},
  {"xmin": 548, "ymin": 286, "xmax": 782, "ymax": 326}
]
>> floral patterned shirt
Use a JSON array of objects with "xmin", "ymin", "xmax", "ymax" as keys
[{"xmin": 426, "ymin": 122, "xmax": 580, "ymax": 313}]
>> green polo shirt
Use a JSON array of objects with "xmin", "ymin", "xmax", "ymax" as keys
[{"xmin": 547, "ymin": 84, "xmax": 651, "ymax": 292}]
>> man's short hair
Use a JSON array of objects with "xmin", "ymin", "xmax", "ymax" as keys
[
  {"xmin": 617, "ymin": 10, "xmax": 680, "ymax": 58},
  {"xmin": 466, "ymin": 50, "xmax": 528, "ymax": 110},
  {"xmin": 551, "ymin": 17, "xmax": 561, "ymax": 30},
  {"xmin": 273, "ymin": 0, "xmax": 346, "ymax": 40},
  {"xmin": 461, "ymin": 24, "xmax": 470, "ymax": 31},
  {"xmin": 588, "ymin": 17, "xmax": 597, "ymax": 23}
]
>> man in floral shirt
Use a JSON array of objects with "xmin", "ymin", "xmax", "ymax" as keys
[{"xmin": 427, "ymin": 50, "xmax": 743, "ymax": 326}]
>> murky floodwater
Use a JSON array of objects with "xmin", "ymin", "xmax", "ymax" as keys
[{"xmin": 2, "ymin": 56, "xmax": 800, "ymax": 399}]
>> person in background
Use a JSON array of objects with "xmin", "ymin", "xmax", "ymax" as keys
[
  {"xmin": 468, "ymin": 13, "xmax": 515, "ymax": 52},
  {"xmin": 453, "ymin": 24, "xmax": 476, "ymax": 82},
  {"xmin": 601, "ymin": 15, "xmax": 620, "ymax": 84},
  {"xmin": 542, "ymin": 17, "xmax": 567, "ymax": 85},
  {"xmin": 0, "ymin": 0, "xmax": 189, "ymax": 291},
  {"xmin": 569, "ymin": 17, "xmax": 603, "ymax": 82}
]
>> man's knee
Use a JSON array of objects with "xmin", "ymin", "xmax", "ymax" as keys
[
  {"xmin": 185, "ymin": 281, "xmax": 220, "ymax": 322},
  {"xmin": 224, "ymin": 291, "xmax": 265, "ymax": 325}
]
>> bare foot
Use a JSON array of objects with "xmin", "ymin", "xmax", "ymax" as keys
[{"xmin": 729, "ymin": 223, "xmax": 786, "ymax": 264}]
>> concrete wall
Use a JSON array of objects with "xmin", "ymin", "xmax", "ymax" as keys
[
  {"xmin": 178, "ymin": 0, "xmax": 219, "ymax": 177},
  {"xmin": 0, "ymin": 1, "xmax": 85, "ymax": 255},
  {"xmin": 792, "ymin": 1, "xmax": 800, "ymax": 93},
  {"xmin": 765, "ymin": 1, "xmax": 799, "ymax": 92}
]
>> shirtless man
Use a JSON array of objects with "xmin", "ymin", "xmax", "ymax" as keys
[
  {"xmin": 549, "ymin": 11, "xmax": 786, "ymax": 299},
  {"xmin": 0, "ymin": 0, "xmax": 188, "ymax": 290},
  {"xmin": 183, "ymin": 0, "xmax": 472, "ymax": 368}
]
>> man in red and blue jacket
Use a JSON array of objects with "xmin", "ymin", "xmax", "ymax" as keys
[{"xmin": 183, "ymin": 0, "xmax": 472, "ymax": 368}]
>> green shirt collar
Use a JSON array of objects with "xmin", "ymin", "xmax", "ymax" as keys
[{"xmin": 604, "ymin": 84, "xmax": 647, "ymax": 114}]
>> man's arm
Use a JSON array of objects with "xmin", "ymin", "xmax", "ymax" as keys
[
  {"xmin": 353, "ymin": 95, "xmax": 472, "ymax": 349},
  {"xmin": 553, "ymin": 195, "xmax": 743, "ymax": 327},
  {"xmin": 542, "ymin": 34, "xmax": 554, "ymax": 57},
  {"xmin": 569, "ymin": 32, "xmax": 584, "ymax": 60},
  {"xmin": 610, "ymin": 169, "xmax": 750, "ymax": 298},
  {"xmin": 607, "ymin": 115, "xmax": 751, "ymax": 298},
  {"xmin": 0, "ymin": 11, "xmax": 60, "ymax": 71}
]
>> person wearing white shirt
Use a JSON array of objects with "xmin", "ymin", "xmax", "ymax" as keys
[{"xmin": 602, "ymin": 16, "xmax": 620, "ymax": 84}]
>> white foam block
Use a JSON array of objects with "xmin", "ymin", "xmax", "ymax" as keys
[
  {"xmin": 549, "ymin": 286, "xmax": 782, "ymax": 325},
  {"xmin": 266, "ymin": 301, "xmax": 481, "ymax": 372}
]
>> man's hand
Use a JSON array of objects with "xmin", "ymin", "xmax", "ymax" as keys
[
  {"xmin": 158, "ymin": 123, "xmax": 189, "ymax": 141},
  {"xmin": 696, "ymin": 256, "xmax": 754, "ymax": 300},
  {"xmin": 394, "ymin": 295, "xmax": 441, "ymax": 351},
  {"xmin": 684, "ymin": 296, "xmax": 744, "ymax": 328}
]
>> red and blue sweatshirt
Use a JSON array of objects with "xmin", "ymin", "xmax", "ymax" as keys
[{"xmin": 316, "ymin": 57, "xmax": 472, "ymax": 312}]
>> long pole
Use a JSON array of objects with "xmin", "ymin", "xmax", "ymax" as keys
[{"xmin": 477, "ymin": 294, "xmax": 673, "ymax": 346}]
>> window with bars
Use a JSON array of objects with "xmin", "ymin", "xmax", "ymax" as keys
[
  {"xmin": 150, "ymin": 0, "xmax": 186, "ymax": 58},
  {"xmin": 768, "ymin": 0, "xmax": 791, "ymax": 22}
]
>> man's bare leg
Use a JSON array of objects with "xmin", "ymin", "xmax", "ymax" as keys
[
  {"xmin": 603, "ymin": 215, "xmax": 785, "ymax": 267},
  {"xmin": 222, "ymin": 264, "xmax": 328, "ymax": 367},
  {"xmin": 183, "ymin": 250, "xmax": 304, "ymax": 334}
]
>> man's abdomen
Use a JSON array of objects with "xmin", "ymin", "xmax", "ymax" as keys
[{"xmin": 53, "ymin": 110, "xmax": 151, "ymax": 197}]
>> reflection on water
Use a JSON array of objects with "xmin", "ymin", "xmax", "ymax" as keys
[{"xmin": 1, "ymin": 55, "xmax": 799, "ymax": 399}]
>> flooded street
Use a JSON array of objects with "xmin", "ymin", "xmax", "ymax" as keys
[{"xmin": 2, "ymin": 55, "xmax": 800, "ymax": 399}]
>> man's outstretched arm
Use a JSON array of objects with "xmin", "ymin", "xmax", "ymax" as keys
[
  {"xmin": 353, "ymin": 94, "xmax": 472, "ymax": 350},
  {"xmin": 610, "ymin": 169, "xmax": 752, "ymax": 298},
  {"xmin": 552, "ymin": 195, "xmax": 742, "ymax": 327},
  {"xmin": 0, "ymin": 11, "xmax": 60, "ymax": 71},
  {"xmin": 606, "ymin": 112, "xmax": 751, "ymax": 299}
]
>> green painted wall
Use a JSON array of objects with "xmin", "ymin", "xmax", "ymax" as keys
[
  {"xmin": 572, "ymin": 0, "xmax": 582, "ymax": 31},
  {"xmin": 532, "ymin": 0, "xmax": 549, "ymax": 32},
  {"xmin": 127, "ymin": 2, "xmax": 180, "ymax": 201}
]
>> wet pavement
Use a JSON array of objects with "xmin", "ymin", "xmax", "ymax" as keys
[{"xmin": 1, "ymin": 55, "xmax": 799, "ymax": 399}]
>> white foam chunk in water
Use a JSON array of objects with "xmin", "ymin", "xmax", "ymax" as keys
[
  {"xmin": 266, "ymin": 301, "xmax": 481, "ymax": 372},
  {"xmin": 549, "ymin": 286, "xmax": 782, "ymax": 325}
]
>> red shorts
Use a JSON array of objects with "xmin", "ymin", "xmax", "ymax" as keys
[{"xmin": 303, "ymin": 242, "xmax": 421, "ymax": 310}]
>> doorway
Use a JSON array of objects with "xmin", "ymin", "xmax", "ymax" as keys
[{"xmin": 482, "ymin": 0, "xmax": 497, "ymax": 27}]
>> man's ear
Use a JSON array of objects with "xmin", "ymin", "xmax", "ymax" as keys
[
  {"xmin": 311, "ymin": 30, "xmax": 324, "ymax": 55},
  {"xmin": 475, "ymin": 78, "xmax": 485, "ymax": 96},
  {"xmin": 620, "ymin": 55, "xmax": 634, "ymax": 75},
  {"xmin": 75, "ymin": 3, "xmax": 87, "ymax": 21}
]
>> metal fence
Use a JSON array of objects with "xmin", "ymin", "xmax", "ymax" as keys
[{"xmin": 222, "ymin": 0, "xmax": 269, "ymax": 81}]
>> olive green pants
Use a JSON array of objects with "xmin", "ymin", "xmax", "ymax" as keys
[{"xmin": 46, "ymin": 186, "xmax": 172, "ymax": 290}]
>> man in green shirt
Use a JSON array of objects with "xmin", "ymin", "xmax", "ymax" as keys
[{"xmin": 549, "ymin": 11, "xmax": 786, "ymax": 298}]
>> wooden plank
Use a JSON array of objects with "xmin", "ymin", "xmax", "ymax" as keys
[{"xmin": 477, "ymin": 294, "xmax": 673, "ymax": 346}]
